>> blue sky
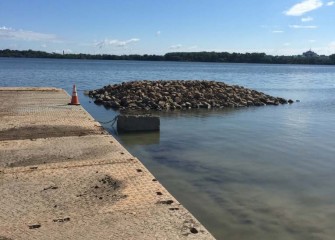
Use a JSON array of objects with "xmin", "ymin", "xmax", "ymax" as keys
[{"xmin": 0, "ymin": 0, "xmax": 334, "ymax": 55}]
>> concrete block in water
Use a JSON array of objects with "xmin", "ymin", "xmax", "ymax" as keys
[{"xmin": 117, "ymin": 115, "xmax": 160, "ymax": 132}]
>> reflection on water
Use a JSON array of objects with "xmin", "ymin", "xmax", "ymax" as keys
[{"xmin": 117, "ymin": 131, "xmax": 160, "ymax": 146}]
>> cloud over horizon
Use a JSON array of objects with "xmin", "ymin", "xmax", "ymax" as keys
[
  {"xmin": 289, "ymin": 24, "xmax": 318, "ymax": 29},
  {"xmin": 95, "ymin": 38, "xmax": 140, "ymax": 48},
  {"xmin": 169, "ymin": 44, "xmax": 182, "ymax": 50},
  {"xmin": 301, "ymin": 16, "xmax": 314, "ymax": 22},
  {"xmin": 284, "ymin": 0, "xmax": 323, "ymax": 16},
  {"xmin": 0, "ymin": 26, "xmax": 58, "ymax": 42}
]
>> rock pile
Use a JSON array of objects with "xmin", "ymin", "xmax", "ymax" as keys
[{"xmin": 89, "ymin": 80, "xmax": 292, "ymax": 111}]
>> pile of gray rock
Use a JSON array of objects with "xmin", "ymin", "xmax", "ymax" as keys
[{"xmin": 89, "ymin": 80, "xmax": 293, "ymax": 111}]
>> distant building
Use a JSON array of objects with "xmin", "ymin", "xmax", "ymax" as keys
[{"xmin": 303, "ymin": 49, "xmax": 318, "ymax": 57}]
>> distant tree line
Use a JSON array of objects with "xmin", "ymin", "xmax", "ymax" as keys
[
  {"xmin": 0, "ymin": 49, "xmax": 165, "ymax": 61},
  {"xmin": 1, "ymin": 49, "xmax": 335, "ymax": 65},
  {"xmin": 164, "ymin": 52, "xmax": 335, "ymax": 65}
]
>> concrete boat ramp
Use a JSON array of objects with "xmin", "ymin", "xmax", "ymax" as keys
[{"xmin": 0, "ymin": 88, "xmax": 214, "ymax": 240}]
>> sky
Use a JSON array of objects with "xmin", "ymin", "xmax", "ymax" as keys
[{"xmin": 0, "ymin": 0, "xmax": 335, "ymax": 56}]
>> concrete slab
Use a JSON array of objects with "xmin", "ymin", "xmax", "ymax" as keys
[{"xmin": 0, "ymin": 88, "xmax": 215, "ymax": 240}]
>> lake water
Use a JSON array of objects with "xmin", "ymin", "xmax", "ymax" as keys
[{"xmin": 1, "ymin": 58, "xmax": 335, "ymax": 240}]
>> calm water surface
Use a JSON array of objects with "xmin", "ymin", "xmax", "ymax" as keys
[{"xmin": 1, "ymin": 58, "xmax": 335, "ymax": 240}]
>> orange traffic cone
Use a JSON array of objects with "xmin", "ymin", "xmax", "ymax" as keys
[{"xmin": 69, "ymin": 84, "xmax": 80, "ymax": 105}]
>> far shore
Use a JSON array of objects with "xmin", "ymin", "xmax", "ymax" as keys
[{"xmin": 1, "ymin": 49, "xmax": 335, "ymax": 66}]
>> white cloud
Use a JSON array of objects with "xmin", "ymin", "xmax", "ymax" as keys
[
  {"xmin": 64, "ymin": 49, "xmax": 73, "ymax": 53},
  {"xmin": 156, "ymin": 31, "xmax": 161, "ymax": 36},
  {"xmin": 9, "ymin": 43, "xmax": 18, "ymax": 48},
  {"xmin": 326, "ymin": 1, "xmax": 335, "ymax": 6},
  {"xmin": 0, "ymin": 26, "xmax": 58, "ymax": 42},
  {"xmin": 169, "ymin": 44, "xmax": 182, "ymax": 50},
  {"xmin": 188, "ymin": 45, "xmax": 198, "ymax": 50},
  {"xmin": 95, "ymin": 38, "xmax": 140, "ymax": 48},
  {"xmin": 272, "ymin": 30, "xmax": 284, "ymax": 33},
  {"xmin": 167, "ymin": 44, "xmax": 198, "ymax": 51},
  {"xmin": 289, "ymin": 24, "xmax": 318, "ymax": 28},
  {"xmin": 327, "ymin": 41, "xmax": 335, "ymax": 51},
  {"xmin": 301, "ymin": 16, "xmax": 314, "ymax": 22},
  {"xmin": 284, "ymin": 0, "xmax": 323, "ymax": 16},
  {"xmin": 308, "ymin": 39, "xmax": 316, "ymax": 43},
  {"xmin": 309, "ymin": 42, "xmax": 335, "ymax": 55}
]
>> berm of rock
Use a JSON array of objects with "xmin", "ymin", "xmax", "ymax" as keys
[{"xmin": 89, "ymin": 80, "xmax": 292, "ymax": 111}]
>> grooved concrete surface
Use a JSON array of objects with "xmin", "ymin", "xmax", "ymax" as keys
[{"xmin": 0, "ymin": 88, "xmax": 215, "ymax": 240}]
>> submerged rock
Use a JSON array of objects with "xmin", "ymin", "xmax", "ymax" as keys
[{"xmin": 89, "ymin": 80, "xmax": 290, "ymax": 111}]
